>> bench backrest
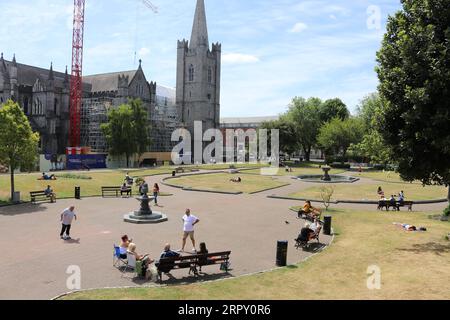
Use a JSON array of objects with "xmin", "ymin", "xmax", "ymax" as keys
[
  {"xmin": 158, "ymin": 251, "xmax": 231, "ymax": 267},
  {"xmin": 102, "ymin": 186, "xmax": 122, "ymax": 190},
  {"xmin": 30, "ymin": 191, "xmax": 47, "ymax": 196}
]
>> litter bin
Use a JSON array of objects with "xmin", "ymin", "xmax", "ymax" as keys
[
  {"xmin": 12, "ymin": 191, "xmax": 20, "ymax": 204},
  {"xmin": 172, "ymin": 171, "xmax": 176, "ymax": 177},
  {"xmin": 75, "ymin": 186, "xmax": 81, "ymax": 200},
  {"xmin": 323, "ymin": 216, "xmax": 332, "ymax": 236},
  {"xmin": 276, "ymin": 240, "xmax": 288, "ymax": 267}
]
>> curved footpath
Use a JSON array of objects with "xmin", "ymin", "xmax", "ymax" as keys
[{"xmin": 0, "ymin": 170, "xmax": 446, "ymax": 300}]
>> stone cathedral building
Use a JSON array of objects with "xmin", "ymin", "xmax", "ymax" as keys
[
  {"xmin": 0, "ymin": 0, "xmax": 220, "ymax": 165},
  {"xmin": 176, "ymin": 0, "xmax": 221, "ymax": 142}
]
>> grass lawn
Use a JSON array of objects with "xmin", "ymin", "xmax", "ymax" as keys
[
  {"xmin": 167, "ymin": 173, "xmax": 288, "ymax": 194},
  {"xmin": 62, "ymin": 209, "xmax": 450, "ymax": 300},
  {"xmin": 244, "ymin": 167, "xmax": 347, "ymax": 176},
  {"xmin": 0, "ymin": 169, "xmax": 173, "ymax": 202},
  {"xmin": 289, "ymin": 182, "xmax": 448, "ymax": 201},
  {"xmin": 184, "ymin": 163, "xmax": 270, "ymax": 171},
  {"xmin": 352, "ymin": 171, "xmax": 424, "ymax": 184}
]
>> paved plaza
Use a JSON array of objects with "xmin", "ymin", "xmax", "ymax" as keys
[{"xmin": 0, "ymin": 171, "xmax": 447, "ymax": 300}]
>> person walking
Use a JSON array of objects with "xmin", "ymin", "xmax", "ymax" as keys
[
  {"xmin": 60, "ymin": 206, "xmax": 77, "ymax": 240},
  {"xmin": 153, "ymin": 183, "xmax": 160, "ymax": 206},
  {"xmin": 179, "ymin": 209, "xmax": 200, "ymax": 253}
]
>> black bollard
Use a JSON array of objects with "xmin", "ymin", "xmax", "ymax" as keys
[
  {"xmin": 323, "ymin": 216, "xmax": 332, "ymax": 235},
  {"xmin": 276, "ymin": 241, "xmax": 288, "ymax": 267},
  {"xmin": 172, "ymin": 171, "xmax": 176, "ymax": 177},
  {"xmin": 75, "ymin": 186, "xmax": 81, "ymax": 200}
]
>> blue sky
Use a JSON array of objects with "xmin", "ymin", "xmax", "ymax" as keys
[{"xmin": 0, "ymin": 0, "xmax": 401, "ymax": 117}]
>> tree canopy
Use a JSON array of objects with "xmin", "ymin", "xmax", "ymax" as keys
[
  {"xmin": 0, "ymin": 100, "xmax": 40, "ymax": 200},
  {"xmin": 319, "ymin": 98, "xmax": 350, "ymax": 123},
  {"xmin": 101, "ymin": 99, "xmax": 151, "ymax": 167},
  {"xmin": 376, "ymin": 0, "xmax": 450, "ymax": 186}
]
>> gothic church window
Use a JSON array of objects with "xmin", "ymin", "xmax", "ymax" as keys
[
  {"xmin": 188, "ymin": 64, "xmax": 194, "ymax": 82},
  {"xmin": 24, "ymin": 97, "xmax": 29, "ymax": 114},
  {"xmin": 208, "ymin": 67, "xmax": 212, "ymax": 83}
]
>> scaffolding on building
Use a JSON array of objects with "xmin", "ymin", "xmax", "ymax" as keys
[{"xmin": 80, "ymin": 97, "xmax": 112, "ymax": 153}]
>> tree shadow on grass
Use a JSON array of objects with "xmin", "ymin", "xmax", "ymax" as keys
[
  {"xmin": 397, "ymin": 242, "xmax": 450, "ymax": 256},
  {"xmin": 0, "ymin": 203, "xmax": 48, "ymax": 216}
]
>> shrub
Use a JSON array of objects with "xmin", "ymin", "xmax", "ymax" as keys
[
  {"xmin": 444, "ymin": 205, "xmax": 450, "ymax": 217},
  {"xmin": 330, "ymin": 162, "xmax": 351, "ymax": 169},
  {"xmin": 56, "ymin": 173, "xmax": 92, "ymax": 180}
]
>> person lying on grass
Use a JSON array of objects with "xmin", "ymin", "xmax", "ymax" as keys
[{"xmin": 393, "ymin": 222, "xmax": 427, "ymax": 232}]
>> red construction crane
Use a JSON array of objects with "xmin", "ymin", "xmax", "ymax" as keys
[
  {"xmin": 69, "ymin": 0, "xmax": 85, "ymax": 148},
  {"xmin": 68, "ymin": 0, "xmax": 157, "ymax": 151}
]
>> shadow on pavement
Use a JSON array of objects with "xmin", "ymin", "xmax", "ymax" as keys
[{"xmin": 0, "ymin": 203, "xmax": 48, "ymax": 216}]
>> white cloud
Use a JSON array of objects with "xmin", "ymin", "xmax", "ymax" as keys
[
  {"xmin": 289, "ymin": 22, "xmax": 308, "ymax": 33},
  {"xmin": 222, "ymin": 53, "xmax": 260, "ymax": 64}
]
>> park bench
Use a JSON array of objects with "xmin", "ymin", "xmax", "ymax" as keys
[
  {"xmin": 30, "ymin": 191, "xmax": 54, "ymax": 204},
  {"xmin": 101, "ymin": 186, "xmax": 132, "ymax": 198},
  {"xmin": 155, "ymin": 251, "xmax": 231, "ymax": 282},
  {"xmin": 378, "ymin": 200, "xmax": 413, "ymax": 212}
]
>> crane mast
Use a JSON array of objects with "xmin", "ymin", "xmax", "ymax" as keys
[{"xmin": 69, "ymin": 0, "xmax": 85, "ymax": 148}]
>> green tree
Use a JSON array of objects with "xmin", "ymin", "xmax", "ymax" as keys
[
  {"xmin": 318, "ymin": 118, "xmax": 365, "ymax": 160},
  {"xmin": 376, "ymin": 0, "xmax": 450, "ymax": 201},
  {"xmin": 356, "ymin": 93, "xmax": 384, "ymax": 132},
  {"xmin": 129, "ymin": 99, "xmax": 151, "ymax": 157},
  {"xmin": 261, "ymin": 116, "xmax": 299, "ymax": 156},
  {"xmin": 101, "ymin": 100, "xmax": 151, "ymax": 168},
  {"xmin": 348, "ymin": 131, "xmax": 391, "ymax": 165},
  {"xmin": 286, "ymin": 97, "xmax": 322, "ymax": 161},
  {"xmin": 0, "ymin": 100, "xmax": 40, "ymax": 201},
  {"xmin": 319, "ymin": 98, "xmax": 350, "ymax": 124}
]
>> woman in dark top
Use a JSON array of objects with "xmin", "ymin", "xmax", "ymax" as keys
[{"xmin": 298, "ymin": 223, "xmax": 315, "ymax": 242}]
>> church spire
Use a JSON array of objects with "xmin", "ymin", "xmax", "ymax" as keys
[
  {"xmin": 189, "ymin": 0, "xmax": 209, "ymax": 49},
  {"xmin": 48, "ymin": 62, "xmax": 54, "ymax": 81}
]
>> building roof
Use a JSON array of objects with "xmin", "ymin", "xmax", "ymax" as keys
[
  {"xmin": 83, "ymin": 70, "xmax": 137, "ymax": 93},
  {"xmin": 220, "ymin": 116, "xmax": 280, "ymax": 125},
  {"xmin": 2, "ymin": 59, "xmax": 67, "ymax": 87},
  {"xmin": 156, "ymin": 85, "xmax": 176, "ymax": 99}
]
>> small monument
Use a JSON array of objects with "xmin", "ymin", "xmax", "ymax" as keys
[
  {"xmin": 321, "ymin": 165, "xmax": 332, "ymax": 182},
  {"xmin": 124, "ymin": 184, "xmax": 167, "ymax": 224}
]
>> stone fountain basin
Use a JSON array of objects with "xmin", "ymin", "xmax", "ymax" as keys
[{"xmin": 296, "ymin": 175, "xmax": 359, "ymax": 184}]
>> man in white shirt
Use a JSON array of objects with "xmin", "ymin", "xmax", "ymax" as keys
[
  {"xmin": 60, "ymin": 206, "xmax": 77, "ymax": 240},
  {"xmin": 179, "ymin": 209, "xmax": 200, "ymax": 253}
]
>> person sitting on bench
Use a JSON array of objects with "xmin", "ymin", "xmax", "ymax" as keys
[
  {"xmin": 298, "ymin": 200, "xmax": 321, "ymax": 219},
  {"xmin": 389, "ymin": 195, "xmax": 399, "ymax": 211},
  {"xmin": 398, "ymin": 191, "xmax": 405, "ymax": 206},
  {"xmin": 120, "ymin": 183, "xmax": 131, "ymax": 197},
  {"xmin": 44, "ymin": 185, "xmax": 56, "ymax": 203},
  {"xmin": 297, "ymin": 223, "xmax": 316, "ymax": 242},
  {"xmin": 160, "ymin": 243, "xmax": 180, "ymax": 259}
]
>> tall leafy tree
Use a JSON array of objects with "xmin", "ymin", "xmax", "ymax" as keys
[
  {"xmin": 261, "ymin": 116, "xmax": 299, "ymax": 156},
  {"xmin": 129, "ymin": 99, "xmax": 151, "ymax": 157},
  {"xmin": 317, "ymin": 117, "xmax": 365, "ymax": 160},
  {"xmin": 376, "ymin": 0, "xmax": 450, "ymax": 200},
  {"xmin": 0, "ymin": 100, "xmax": 40, "ymax": 201},
  {"xmin": 319, "ymin": 98, "xmax": 350, "ymax": 123},
  {"xmin": 101, "ymin": 100, "xmax": 151, "ymax": 168},
  {"xmin": 286, "ymin": 97, "xmax": 322, "ymax": 161}
]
